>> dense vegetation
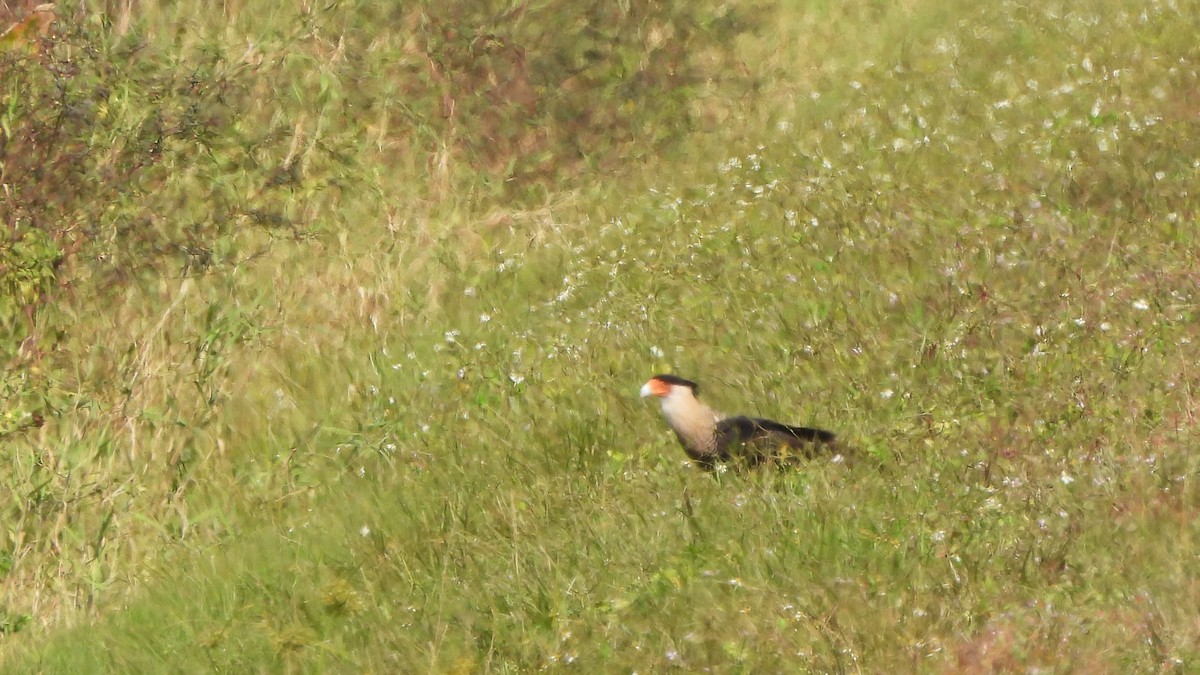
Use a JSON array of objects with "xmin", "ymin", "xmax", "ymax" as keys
[{"xmin": 2, "ymin": 0, "xmax": 1198, "ymax": 671}]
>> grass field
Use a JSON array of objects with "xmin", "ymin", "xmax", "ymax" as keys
[{"xmin": 3, "ymin": 0, "xmax": 1199, "ymax": 671}]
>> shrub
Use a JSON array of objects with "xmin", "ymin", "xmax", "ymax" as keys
[
  {"xmin": 0, "ymin": 0, "xmax": 764, "ymax": 437},
  {"xmin": 0, "ymin": 12, "xmax": 260, "ymax": 435},
  {"xmin": 360, "ymin": 0, "xmax": 765, "ymax": 192}
]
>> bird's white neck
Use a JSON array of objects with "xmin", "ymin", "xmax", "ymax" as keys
[{"xmin": 658, "ymin": 387, "xmax": 721, "ymax": 456}]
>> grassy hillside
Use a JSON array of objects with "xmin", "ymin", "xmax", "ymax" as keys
[{"xmin": 3, "ymin": 0, "xmax": 1199, "ymax": 671}]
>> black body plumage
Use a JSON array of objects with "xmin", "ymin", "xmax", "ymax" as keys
[{"xmin": 713, "ymin": 416, "xmax": 837, "ymax": 467}]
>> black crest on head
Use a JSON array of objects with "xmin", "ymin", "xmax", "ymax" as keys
[{"xmin": 653, "ymin": 374, "xmax": 700, "ymax": 395}]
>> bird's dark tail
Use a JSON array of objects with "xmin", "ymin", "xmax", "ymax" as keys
[
  {"xmin": 766, "ymin": 420, "xmax": 850, "ymax": 463},
  {"xmin": 755, "ymin": 418, "xmax": 838, "ymax": 445}
]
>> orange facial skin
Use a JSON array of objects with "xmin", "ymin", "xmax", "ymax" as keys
[{"xmin": 644, "ymin": 377, "xmax": 672, "ymax": 398}]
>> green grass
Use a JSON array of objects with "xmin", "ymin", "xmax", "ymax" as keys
[{"xmin": 3, "ymin": 0, "xmax": 1200, "ymax": 671}]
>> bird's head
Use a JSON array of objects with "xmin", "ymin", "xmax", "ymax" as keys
[{"xmin": 640, "ymin": 374, "xmax": 700, "ymax": 400}]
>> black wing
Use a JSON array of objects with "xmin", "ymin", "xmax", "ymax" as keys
[{"xmin": 715, "ymin": 415, "xmax": 838, "ymax": 465}]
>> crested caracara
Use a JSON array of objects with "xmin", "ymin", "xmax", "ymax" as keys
[{"xmin": 640, "ymin": 374, "xmax": 840, "ymax": 469}]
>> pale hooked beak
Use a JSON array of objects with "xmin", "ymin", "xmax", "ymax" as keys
[{"xmin": 639, "ymin": 382, "xmax": 653, "ymax": 398}]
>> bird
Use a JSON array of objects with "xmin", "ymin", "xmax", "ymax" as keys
[{"xmin": 639, "ymin": 374, "xmax": 841, "ymax": 470}]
